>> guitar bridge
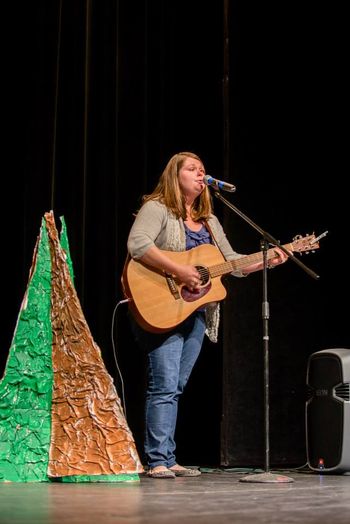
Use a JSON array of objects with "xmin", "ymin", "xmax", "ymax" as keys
[{"xmin": 165, "ymin": 273, "xmax": 181, "ymax": 300}]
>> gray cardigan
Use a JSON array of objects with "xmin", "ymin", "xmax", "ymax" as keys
[{"xmin": 128, "ymin": 200, "xmax": 243, "ymax": 265}]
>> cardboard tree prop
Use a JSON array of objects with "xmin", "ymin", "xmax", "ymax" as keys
[{"xmin": 0, "ymin": 211, "xmax": 143, "ymax": 482}]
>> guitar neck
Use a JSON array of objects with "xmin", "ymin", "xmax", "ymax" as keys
[{"xmin": 210, "ymin": 243, "xmax": 293, "ymax": 278}]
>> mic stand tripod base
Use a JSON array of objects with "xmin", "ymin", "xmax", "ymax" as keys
[{"xmin": 239, "ymin": 471, "xmax": 294, "ymax": 483}]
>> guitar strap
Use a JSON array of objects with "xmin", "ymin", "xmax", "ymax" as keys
[
  {"xmin": 203, "ymin": 219, "xmax": 226, "ymax": 260},
  {"xmin": 204, "ymin": 219, "xmax": 247, "ymax": 278}
]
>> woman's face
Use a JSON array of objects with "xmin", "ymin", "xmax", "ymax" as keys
[{"xmin": 178, "ymin": 157, "xmax": 206, "ymax": 202}]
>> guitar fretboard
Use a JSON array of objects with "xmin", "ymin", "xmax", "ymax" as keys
[{"xmin": 209, "ymin": 243, "xmax": 293, "ymax": 277}]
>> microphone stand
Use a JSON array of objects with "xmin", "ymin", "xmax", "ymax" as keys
[{"xmin": 213, "ymin": 189, "xmax": 319, "ymax": 484}]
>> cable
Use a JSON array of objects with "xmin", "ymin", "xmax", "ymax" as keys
[
  {"xmin": 272, "ymin": 462, "xmax": 310, "ymax": 474},
  {"xmin": 111, "ymin": 298, "xmax": 131, "ymax": 419}
]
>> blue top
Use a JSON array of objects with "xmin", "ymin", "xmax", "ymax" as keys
[{"xmin": 184, "ymin": 223, "xmax": 212, "ymax": 250}]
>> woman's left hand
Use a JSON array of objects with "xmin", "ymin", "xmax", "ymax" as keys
[
  {"xmin": 268, "ymin": 247, "xmax": 289, "ymax": 268},
  {"xmin": 243, "ymin": 246, "xmax": 288, "ymax": 275}
]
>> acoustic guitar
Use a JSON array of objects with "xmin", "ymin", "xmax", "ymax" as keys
[{"xmin": 122, "ymin": 234, "xmax": 322, "ymax": 333}]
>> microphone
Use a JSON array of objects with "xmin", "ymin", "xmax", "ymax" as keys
[{"xmin": 203, "ymin": 174, "xmax": 236, "ymax": 192}]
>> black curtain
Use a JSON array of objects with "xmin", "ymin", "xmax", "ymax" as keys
[
  {"xmin": 2, "ymin": 1, "xmax": 348, "ymax": 468},
  {"xmin": 221, "ymin": 2, "xmax": 348, "ymax": 467}
]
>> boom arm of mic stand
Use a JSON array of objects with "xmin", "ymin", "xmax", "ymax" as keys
[{"xmin": 213, "ymin": 190, "xmax": 320, "ymax": 280}]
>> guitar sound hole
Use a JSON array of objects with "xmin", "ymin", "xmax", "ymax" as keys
[
  {"xmin": 181, "ymin": 266, "xmax": 211, "ymax": 302},
  {"xmin": 196, "ymin": 265, "xmax": 209, "ymax": 286}
]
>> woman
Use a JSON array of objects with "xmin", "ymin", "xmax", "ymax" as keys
[{"xmin": 126, "ymin": 152, "xmax": 287, "ymax": 478}]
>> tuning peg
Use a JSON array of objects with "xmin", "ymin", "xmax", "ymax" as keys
[{"xmin": 312, "ymin": 230, "xmax": 328, "ymax": 244}]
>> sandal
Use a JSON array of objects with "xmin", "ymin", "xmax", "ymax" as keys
[
  {"xmin": 169, "ymin": 466, "xmax": 201, "ymax": 477},
  {"xmin": 147, "ymin": 468, "xmax": 176, "ymax": 479}
]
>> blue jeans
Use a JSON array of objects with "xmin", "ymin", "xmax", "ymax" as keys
[{"xmin": 130, "ymin": 312, "xmax": 206, "ymax": 469}]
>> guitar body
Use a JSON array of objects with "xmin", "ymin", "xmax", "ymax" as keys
[{"xmin": 123, "ymin": 244, "xmax": 228, "ymax": 333}]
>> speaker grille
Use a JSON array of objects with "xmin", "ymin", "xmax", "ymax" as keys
[
  {"xmin": 308, "ymin": 353, "xmax": 343, "ymax": 388},
  {"xmin": 334, "ymin": 383, "xmax": 350, "ymax": 401},
  {"xmin": 306, "ymin": 353, "xmax": 343, "ymax": 469}
]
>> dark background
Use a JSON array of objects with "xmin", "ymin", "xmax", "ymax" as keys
[{"xmin": 2, "ymin": 1, "xmax": 348, "ymax": 468}]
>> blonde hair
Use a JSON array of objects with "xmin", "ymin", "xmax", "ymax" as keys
[{"xmin": 142, "ymin": 152, "xmax": 213, "ymax": 220}]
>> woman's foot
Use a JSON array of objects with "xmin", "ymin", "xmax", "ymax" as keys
[
  {"xmin": 147, "ymin": 466, "xmax": 176, "ymax": 479},
  {"xmin": 169, "ymin": 464, "xmax": 201, "ymax": 477}
]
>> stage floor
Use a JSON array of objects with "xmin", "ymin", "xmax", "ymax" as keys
[{"xmin": 1, "ymin": 468, "xmax": 350, "ymax": 523}]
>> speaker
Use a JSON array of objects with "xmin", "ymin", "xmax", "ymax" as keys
[{"xmin": 306, "ymin": 348, "xmax": 350, "ymax": 473}]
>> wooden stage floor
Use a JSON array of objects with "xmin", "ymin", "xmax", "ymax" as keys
[{"xmin": 1, "ymin": 468, "xmax": 350, "ymax": 523}]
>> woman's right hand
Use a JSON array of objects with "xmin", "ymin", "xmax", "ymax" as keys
[
  {"xmin": 139, "ymin": 247, "xmax": 202, "ymax": 291},
  {"xmin": 175, "ymin": 265, "xmax": 202, "ymax": 291}
]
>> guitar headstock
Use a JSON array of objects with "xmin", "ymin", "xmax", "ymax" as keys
[{"xmin": 290, "ymin": 231, "xmax": 328, "ymax": 254}]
